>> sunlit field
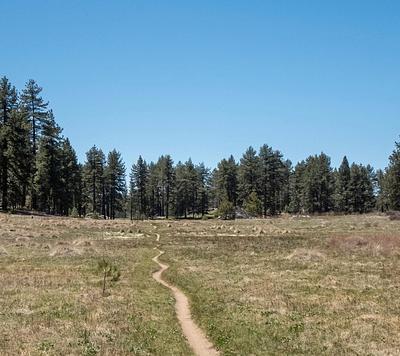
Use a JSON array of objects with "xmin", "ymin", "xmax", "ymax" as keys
[{"xmin": 1, "ymin": 213, "xmax": 399, "ymax": 355}]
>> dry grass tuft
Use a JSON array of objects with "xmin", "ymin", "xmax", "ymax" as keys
[
  {"xmin": 387, "ymin": 211, "xmax": 400, "ymax": 220},
  {"xmin": 286, "ymin": 248, "xmax": 326, "ymax": 261},
  {"xmin": 15, "ymin": 236, "xmax": 30, "ymax": 243},
  {"xmin": 0, "ymin": 246, "xmax": 9, "ymax": 256},
  {"xmin": 49, "ymin": 245, "xmax": 83, "ymax": 257},
  {"xmin": 72, "ymin": 239, "xmax": 93, "ymax": 247},
  {"xmin": 329, "ymin": 234, "xmax": 400, "ymax": 256}
]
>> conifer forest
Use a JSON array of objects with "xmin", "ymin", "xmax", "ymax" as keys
[{"xmin": 1, "ymin": 77, "xmax": 399, "ymax": 219}]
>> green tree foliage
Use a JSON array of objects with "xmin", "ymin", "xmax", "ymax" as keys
[
  {"xmin": 83, "ymin": 146, "xmax": 106, "ymax": 217},
  {"xmin": 217, "ymin": 198, "xmax": 235, "ymax": 220},
  {"xmin": 59, "ymin": 139, "xmax": 81, "ymax": 216},
  {"xmin": 4, "ymin": 109, "xmax": 32, "ymax": 209},
  {"xmin": 5, "ymin": 74, "xmax": 400, "ymax": 217},
  {"xmin": 20, "ymin": 79, "xmax": 49, "ymax": 209},
  {"xmin": 348, "ymin": 163, "xmax": 375, "ymax": 213},
  {"xmin": 196, "ymin": 163, "xmax": 210, "ymax": 217},
  {"xmin": 34, "ymin": 112, "xmax": 63, "ymax": 213},
  {"xmin": 381, "ymin": 140, "xmax": 400, "ymax": 211},
  {"xmin": 238, "ymin": 147, "xmax": 259, "ymax": 205},
  {"xmin": 174, "ymin": 159, "xmax": 200, "ymax": 218},
  {"xmin": 215, "ymin": 155, "xmax": 238, "ymax": 207},
  {"xmin": 0, "ymin": 77, "xmax": 18, "ymax": 210},
  {"xmin": 258, "ymin": 145, "xmax": 289, "ymax": 216},
  {"xmin": 105, "ymin": 150, "xmax": 126, "ymax": 219},
  {"xmin": 130, "ymin": 156, "xmax": 148, "ymax": 219},
  {"xmin": 243, "ymin": 191, "xmax": 262, "ymax": 216},
  {"xmin": 289, "ymin": 153, "xmax": 334, "ymax": 214},
  {"xmin": 334, "ymin": 156, "xmax": 351, "ymax": 213}
]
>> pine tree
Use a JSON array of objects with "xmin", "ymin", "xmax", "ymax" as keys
[
  {"xmin": 20, "ymin": 79, "xmax": 49, "ymax": 156},
  {"xmin": 20, "ymin": 79, "xmax": 49, "ymax": 209},
  {"xmin": 334, "ymin": 156, "xmax": 351, "ymax": 212},
  {"xmin": 215, "ymin": 155, "xmax": 238, "ymax": 207},
  {"xmin": 196, "ymin": 163, "xmax": 210, "ymax": 217},
  {"xmin": 59, "ymin": 138, "xmax": 81, "ymax": 215},
  {"xmin": 258, "ymin": 145, "xmax": 287, "ymax": 216},
  {"xmin": 384, "ymin": 140, "xmax": 400, "ymax": 210},
  {"xmin": 147, "ymin": 162, "xmax": 160, "ymax": 218},
  {"xmin": 243, "ymin": 191, "xmax": 262, "ymax": 216},
  {"xmin": 288, "ymin": 161, "xmax": 306, "ymax": 213},
  {"xmin": 83, "ymin": 146, "xmax": 106, "ymax": 216},
  {"xmin": 0, "ymin": 77, "xmax": 18, "ymax": 210},
  {"xmin": 376, "ymin": 169, "xmax": 389, "ymax": 212},
  {"xmin": 34, "ymin": 112, "xmax": 62, "ymax": 213},
  {"xmin": 174, "ymin": 159, "xmax": 199, "ymax": 218},
  {"xmin": 105, "ymin": 150, "xmax": 126, "ymax": 219},
  {"xmin": 297, "ymin": 153, "xmax": 334, "ymax": 213},
  {"xmin": 160, "ymin": 155, "xmax": 175, "ymax": 219},
  {"xmin": 130, "ymin": 156, "xmax": 148, "ymax": 219},
  {"xmin": 238, "ymin": 147, "xmax": 260, "ymax": 205},
  {"xmin": 5, "ymin": 109, "xmax": 32, "ymax": 209}
]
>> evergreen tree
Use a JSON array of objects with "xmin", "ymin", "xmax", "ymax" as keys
[
  {"xmin": 174, "ymin": 159, "xmax": 199, "ymax": 218},
  {"xmin": 376, "ymin": 169, "xmax": 389, "ymax": 212},
  {"xmin": 59, "ymin": 138, "xmax": 81, "ymax": 215},
  {"xmin": 296, "ymin": 153, "xmax": 334, "ymax": 213},
  {"xmin": 83, "ymin": 146, "xmax": 106, "ymax": 216},
  {"xmin": 20, "ymin": 79, "xmax": 49, "ymax": 156},
  {"xmin": 383, "ymin": 140, "xmax": 400, "ymax": 210},
  {"xmin": 20, "ymin": 79, "xmax": 49, "ymax": 209},
  {"xmin": 258, "ymin": 145, "xmax": 287, "ymax": 216},
  {"xmin": 34, "ymin": 112, "xmax": 62, "ymax": 213},
  {"xmin": 238, "ymin": 147, "xmax": 259, "ymax": 205},
  {"xmin": 288, "ymin": 161, "xmax": 306, "ymax": 213},
  {"xmin": 196, "ymin": 162, "xmax": 210, "ymax": 217},
  {"xmin": 243, "ymin": 191, "xmax": 262, "ymax": 216},
  {"xmin": 5, "ymin": 109, "xmax": 32, "ymax": 209},
  {"xmin": 161, "ymin": 155, "xmax": 175, "ymax": 219},
  {"xmin": 147, "ymin": 162, "xmax": 160, "ymax": 218},
  {"xmin": 0, "ymin": 77, "xmax": 18, "ymax": 210},
  {"xmin": 348, "ymin": 163, "xmax": 375, "ymax": 213},
  {"xmin": 334, "ymin": 156, "xmax": 351, "ymax": 212},
  {"xmin": 130, "ymin": 156, "xmax": 148, "ymax": 219},
  {"xmin": 215, "ymin": 155, "xmax": 238, "ymax": 207},
  {"xmin": 105, "ymin": 150, "xmax": 126, "ymax": 219}
]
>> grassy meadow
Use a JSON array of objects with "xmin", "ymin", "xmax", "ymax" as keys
[{"xmin": 0, "ymin": 213, "xmax": 399, "ymax": 355}]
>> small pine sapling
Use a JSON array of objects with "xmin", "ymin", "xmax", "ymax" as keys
[{"xmin": 97, "ymin": 259, "xmax": 121, "ymax": 296}]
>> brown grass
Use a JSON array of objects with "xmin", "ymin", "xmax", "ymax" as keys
[{"xmin": 329, "ymin": 234, "xmax": 400, "ymax": 256}]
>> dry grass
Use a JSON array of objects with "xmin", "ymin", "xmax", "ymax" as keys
[
  {"xmin": 329, "ymin": 233, "xmax": 400, "ymax": 256},
  {"xmin": 1, "ymin": 213, "xmax": 400, "ymax": 355}
]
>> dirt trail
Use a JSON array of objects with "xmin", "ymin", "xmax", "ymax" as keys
[{"xmin": 152, "ymin": 249, "xmax": 219, "ymax": 356}]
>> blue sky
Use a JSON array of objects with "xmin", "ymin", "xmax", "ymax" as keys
[{"xmin": 1, "ymin": 0, "xmax": 399, "ymax": 170}]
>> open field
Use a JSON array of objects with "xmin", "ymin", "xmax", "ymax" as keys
[{"xmin": 1, "ymin": 213, "xmax": 400, "ymax": 355}]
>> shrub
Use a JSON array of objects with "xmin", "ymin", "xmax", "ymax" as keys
[
  {"xmin": 218, "ymin": 199, "xmax": 235, "ymax": 220},
  {"xmin": 69, "ymin": 207, "xmax": 80, "ymax": 218},
  {"xmin": 97, "ymin": 259, "xmax": 121, "ymax": 296}
]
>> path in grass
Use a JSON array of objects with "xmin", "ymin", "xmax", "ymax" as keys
[{"xmin": 152, "ymin": 235, "xmax": 219, "ymax": 356}]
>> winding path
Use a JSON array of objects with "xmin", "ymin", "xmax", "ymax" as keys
[{"xmin": 152, "ymin": 238, "xmax": 219, "ymax": 356}]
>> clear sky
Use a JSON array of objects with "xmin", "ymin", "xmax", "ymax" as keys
[{"xmin": 1, "ymin": 0, "xmax": 399, "ymax": 170}]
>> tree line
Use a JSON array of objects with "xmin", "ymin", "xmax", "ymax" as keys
[{"xmin": 1, "ymin": 76, "xmax": 399, "ymax": 218}]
